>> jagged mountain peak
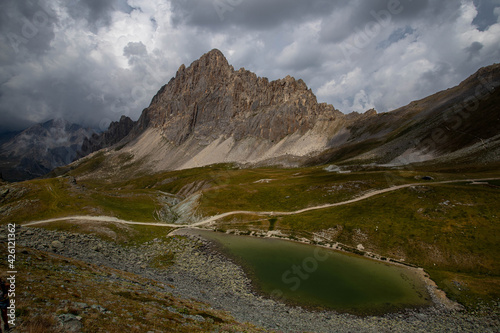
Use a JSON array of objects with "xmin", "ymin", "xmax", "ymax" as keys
[
  {"xmin": 169, "ymin": 50, "xmax": 311, "ymax": 102},
  {"xmin": 110, "ymin": 49, "xmax": 344, "ymax": 171},
  {"xmin": 174, "ymin": 49, "xmax": 232, "ymax": 83},
  {"xmin": 199, "ymin": 48, "xmax": 229, "ymax": 67},
  {"xmin": 77, "ymin": 115, "xmax": 135, "ymax": 158},
  {"xmin": 140, "ymin": 49, "xmax": 340, "ymax": 147}
]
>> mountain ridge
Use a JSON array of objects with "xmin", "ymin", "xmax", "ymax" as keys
[
  {"xmin": 137, "ymin": 49, "xmax": 342, "ymax": 144},
  {"xmin": 5, "ymin": 50, "xmax": 500, "ymax": 181},
  {"xmin": 97, "ymin": 50, "xmax": 499, "ymax": 176},
  {"xmin": 77, "ymin": 115, "xmax": 135, "ymax": 158}
]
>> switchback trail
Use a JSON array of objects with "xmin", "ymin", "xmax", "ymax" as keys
[{"xmin": 22, "ymin": 178, "xmax": 500, "ymax": 228}]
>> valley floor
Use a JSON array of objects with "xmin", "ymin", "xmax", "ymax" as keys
[
  {"xmin": 22, "ymin": 177, "xmax": 500, "ymax": 230},
  {"xmin": 11, "ymin": 225, "xmax": 500, "ymax": 332}
]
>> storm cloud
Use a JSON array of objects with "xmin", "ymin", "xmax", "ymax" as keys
[{"xmin": 0, "ymin": 0, "xmax": 499, "ymax": 132}]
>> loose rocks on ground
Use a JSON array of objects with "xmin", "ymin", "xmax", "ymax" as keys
[{"xmin": 17, "ymin": 226, "xmax": 500, "ymax": 333}]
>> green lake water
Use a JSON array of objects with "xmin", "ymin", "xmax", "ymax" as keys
[{"xmin": 192, "ymin": 230, "xmax": 431, "ymax": 314}]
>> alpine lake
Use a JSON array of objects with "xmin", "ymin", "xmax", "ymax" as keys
[{"xmin": 189, "ymin": 229, "xmax": 432, "ymax": 315}]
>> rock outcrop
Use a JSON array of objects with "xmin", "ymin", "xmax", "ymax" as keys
[
  {"xmin": 77, "ymin": 115, "xmax": 135, "ymax": 158},
  {"xmin": 138, "ymin": 49, "xmax": 342, "ymax": 145},
  {"xmin": 113, "ymin": 49, "xmax": 347, "ymax": 171}
]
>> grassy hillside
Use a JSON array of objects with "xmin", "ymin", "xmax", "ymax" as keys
[
  {"xmin": 1, "ymin": 161, "xmax": 499, "ymax": 310},
  {"xmin": 0, "ymin": 177, "xmax": 160, "ymax": 224},
  {"xmin": 209, "ymin": 179, "xmax": 500, "ymax": 309}
]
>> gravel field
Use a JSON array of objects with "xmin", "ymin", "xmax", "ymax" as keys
[{"xmin": 17, "ymin": 226, "xmax": 500, "ymax": 333}]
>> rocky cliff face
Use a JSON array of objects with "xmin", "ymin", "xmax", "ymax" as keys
[
  {"xmin": 137, "ymin": 49, "xmax": 343, "ymax": 145},
  {"xmin": 0, "ymin": 119, "xmax": 95, "ymax": 181},
  {"xmin": 111, "ymin": 49, "xmax": 346, "ymax": 171},
  {"xmin": 78, "ymin": 116, "xmax": 135, "ymax": 158}
]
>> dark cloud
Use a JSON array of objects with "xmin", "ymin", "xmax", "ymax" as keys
[
  {"xmin": 124, "ymin": 41, "xmax": 148, "ymax": 65},
  {"xmin": 377, "ymin": 25, "xmax": 415, "ymax": 49},
  {"xmin": 124, "ymin": 41, "xmax": 148, "ymax": 56},
  {"xmin": 0, "ymin": 0, "xmax": 57, "ymax": 56},
  {"xmin": 0, "ymin": 1, "xmax": 169, "ymax": 133},
  {"xmin": 65, "ymin": 0, "xmax": 131, "ymax": 31},
  {"xmin": 1, "ymin": 0, "xmax": 500, "ymax": 133},
  {"xmin": 419, "ymin": 62, "xmax": 453, "ymax": 93},
  {"xmin": 171, "ymin": 0, "xmax": 339, "ymax": 30},
  {"xmin": 319, "ymin": 0, "xmax": 460, "ymax": 44},
  {"xmin": 0, "ymin": 53, "xmax": 129, "ymax": 132},
  {"xmin": 466, "ymin": 41, "xmax": 484, "ymax": 60}
]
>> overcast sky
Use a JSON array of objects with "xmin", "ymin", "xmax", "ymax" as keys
[{"xmin": 1, "ymin": 0, "xmax": 499, "ymax": 133}]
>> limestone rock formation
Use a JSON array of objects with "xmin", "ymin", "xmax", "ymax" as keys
[
  {"xmin": 118, "ymin": 49, "xmax": 346, "ymax": 171},
  {"xmin": 78, "ymin": 116, "xmax": 135, "ymax": 158},
  {"xmin": 137, "ymin": 49, "xmax": 342, "ymax": 144},
  {"xmin": 88, "ymin": 50, "xmax": 500, "ymax": 175}
]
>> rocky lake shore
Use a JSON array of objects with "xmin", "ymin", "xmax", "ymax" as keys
[{"xmin": 16, "ymin": 226, "xmax": 500, "ymax": 332}]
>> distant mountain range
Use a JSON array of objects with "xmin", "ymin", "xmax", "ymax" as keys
[
  {"xmin": 2, "ymin": 50, "xmax": 500, "ymax": 181},
  {"xmin": 0, "ymin": 119, "xmax": 95, "ymax": 181},
  {"xmin": 0, "ymin": 116, "xmax": 136, "ymax": 182}
]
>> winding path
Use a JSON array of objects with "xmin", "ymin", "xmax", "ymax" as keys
[{"xmin": 22, "ymin": 178, "xmax": 500, "ymax": 228}]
